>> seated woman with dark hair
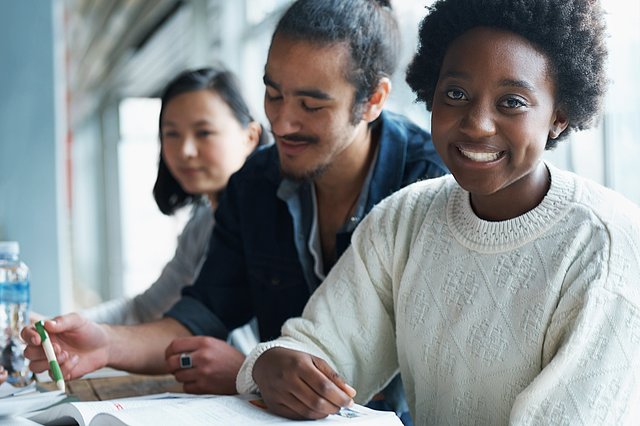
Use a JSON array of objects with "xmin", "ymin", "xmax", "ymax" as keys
[
  {"xmin": 78, "ymin": 67, "xmax": 267, "ymax": 391},
  {"xmin": 83, "ymin": 67, "xmax": 267, "ymax": 327}
]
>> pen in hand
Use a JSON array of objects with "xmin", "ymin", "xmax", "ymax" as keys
[{"xmin": 34, "ymin": 320, "xmax": 66, "ymax": 392}]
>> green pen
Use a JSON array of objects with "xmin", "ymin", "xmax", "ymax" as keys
[{"xmin": 35, "ymin": 320, "xmax": 66, "ymax": 392}]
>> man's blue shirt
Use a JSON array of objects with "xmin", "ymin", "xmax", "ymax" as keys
[{"xmin": 165, "ymin": 110, "xmax": 447, "ymax": 341}]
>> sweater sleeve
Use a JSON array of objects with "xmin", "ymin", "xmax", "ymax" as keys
[
  {"xmin": 509, "ymin": 213, "xmax": 640, "ymax": 424},
  {"xmin": 82, "ymin": 203, "xmax": 214, "ymax": 325},
  {"xmin": 238, "ymin": 195, "xmax": 409, "ymax": 401}
]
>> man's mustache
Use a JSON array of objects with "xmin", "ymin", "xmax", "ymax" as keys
[{"xmin": 272, "ymin": 132, "xmax": 319, "ymax": 145}]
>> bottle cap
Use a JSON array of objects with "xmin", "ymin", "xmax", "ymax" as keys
[{"xmin": 0, "ymin": 241, "xmax": 19, "ymax": 256}]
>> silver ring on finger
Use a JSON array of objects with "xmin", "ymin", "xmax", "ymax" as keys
[{"xmin": 179, "ymin": 352, "xmax": 193, "ymax": 369}]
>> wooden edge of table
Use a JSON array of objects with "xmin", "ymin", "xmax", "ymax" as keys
[{"xmin": 38, "ymin": 373, "xmax": 184, "ymax": 401}]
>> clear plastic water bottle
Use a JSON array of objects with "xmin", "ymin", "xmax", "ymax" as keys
[{"xmin": 0, "ymin": 241, "xmax": 33, "ymax": 386}]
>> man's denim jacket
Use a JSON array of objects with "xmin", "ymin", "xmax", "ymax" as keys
[{"xmin": 166, "ymin": 110, "xmax": 447, "ymax": 341}]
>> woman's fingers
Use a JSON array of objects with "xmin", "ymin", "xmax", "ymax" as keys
[{"xmin": 253, "ymin": 348, "xmax": 356, "ymax": 420}]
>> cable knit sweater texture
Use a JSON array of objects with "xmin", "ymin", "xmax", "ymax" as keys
[{"xmin": 238, "ymin": 163, "xmax": 640, "ymax": 424}]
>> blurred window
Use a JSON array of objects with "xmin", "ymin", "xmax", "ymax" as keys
[
  {"xmin": 544, "ymin": 0, "xmax": 640, "ymax": 204},
  {"xmin": 245, "ymin": 0, "xmax": 289, "ymax": 24},
  {"xmin": 117, "ymin": 98, "xmax": 189, "ymax": 298}
]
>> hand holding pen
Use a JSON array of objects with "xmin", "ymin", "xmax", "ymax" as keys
[
  {"xmin": 252, "ymin": 347, "xmax": 357, "ymax": 420},
  {"xmin": 22, "ymin": 313, "xmax": 111, "ymax": 382},
  {"xmin": 34, "ymin": 320, "xmax": 65, "ymax": 392}
]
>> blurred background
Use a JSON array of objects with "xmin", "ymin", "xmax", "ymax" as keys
[{"xmin": 0, "ymin": 0, "xmax": 638, "ymax": 316}]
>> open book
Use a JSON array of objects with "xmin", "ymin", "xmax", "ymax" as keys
[
  {"xmin": 0, "ymin": 382, "xmax": 67, "ymax": 417},
  {"xmin": 27, "ymin": 393, "xmax": 403, "ymax": 425}
]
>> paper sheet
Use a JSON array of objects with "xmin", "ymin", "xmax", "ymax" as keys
[{"xmin": 0, "ymin": 388, "xmax": 67, "ymax": 417}]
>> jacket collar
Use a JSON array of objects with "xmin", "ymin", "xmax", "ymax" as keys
[
  {"xmin": 366, "ymin": 110, "xmax": 410, "ymax": 210},
  {"xmin": 268, "ymin": 110, "xmax": 415, "ymax": 204}
]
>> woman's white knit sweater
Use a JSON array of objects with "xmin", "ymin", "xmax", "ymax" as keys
[{"xmin": 238, "ymin": 164, "xmax": 640, "ymax": 424}]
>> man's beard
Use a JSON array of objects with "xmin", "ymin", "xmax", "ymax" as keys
[
  {"xmin": 280, "ymin": 160, "xmax": 331, "ymax": 182},
  {"xmin": 274, "ymin": 131, "xmax": 329, "ymax": 181}
]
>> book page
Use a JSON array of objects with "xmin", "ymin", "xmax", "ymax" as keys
[
  {"xmin": 27, "ymin": 394, "xmax": 197, "ymax": 426},
  {"xmin": 28, "ymin": 393, "xmax": 402, "ymax": 426},
  {"xmin": 0, "ymin": 389, "xmax": 66, "ymax": 417},
  {"xmin": 0, "ymin": 381, "xmax": 37, "ymax": 398},
  {"xmin": 89, "ymin": 395, "xmax": 402, "ymax": 426}
]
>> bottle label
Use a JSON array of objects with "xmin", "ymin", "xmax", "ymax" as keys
[
  {"xmin": 0, "ymin": 279, "xmax": 31, "ymax": 386},
  {"xmin": 0, "ymin": 280, "xmax": 30, "ymax": 304}
]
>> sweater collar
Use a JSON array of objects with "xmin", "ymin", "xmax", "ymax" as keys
[{"xmin": 446, "ymin": 162, "xmax": 577, "ymax": 252}]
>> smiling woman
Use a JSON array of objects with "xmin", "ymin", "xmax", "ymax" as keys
[{"xmin": 429, "ymin": 27, "xmax": 569, "ymax": 221}]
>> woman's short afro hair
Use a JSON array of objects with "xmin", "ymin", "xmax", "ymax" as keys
[{"xmin": 406, "ymin": 0, "xmax": 608, "ymax": 148}]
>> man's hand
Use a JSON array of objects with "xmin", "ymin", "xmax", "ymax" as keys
[
  {"xmin": 21, "ymin": 313, "xmax": 110, "ymax": 381},
  {"xmin": 253, "ymin": 347, "xmax": 356, "ymax": 420},
  {"xmin": 165, "ymin": 336, "xmax": 245, "ymax": 394}
]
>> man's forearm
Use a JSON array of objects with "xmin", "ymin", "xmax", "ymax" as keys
[{"xmin": 105, "ymin": 317, "xmax": 192, "ymax": 374}]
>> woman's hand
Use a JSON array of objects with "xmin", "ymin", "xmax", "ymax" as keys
[{"xmin": 252, "ymin": 347, "xmax": 356, "ymax": 420}]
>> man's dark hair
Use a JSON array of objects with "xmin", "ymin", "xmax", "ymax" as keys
[
  {"xmin": 154, "ymin": 67, "xmax": 268, "ymax": 215},
  {"xmin": 273, "ymin": 0, "xmax": 400, "ymax": 121},
  {"xmin": 406, "ymin": 0, "xmax": 608, "ymax": 149}
]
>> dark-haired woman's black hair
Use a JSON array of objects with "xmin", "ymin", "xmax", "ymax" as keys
[
  {"xmin": 406, "ymin": 0, "xmax": 608, "ymax": 149},
  {"xmin": 153, "ymin": 67, "xmax": 268, "ymax": 215},
  {"xmin": 272, "ymin": 0, "xmax": 399, "ymax": 123}
]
